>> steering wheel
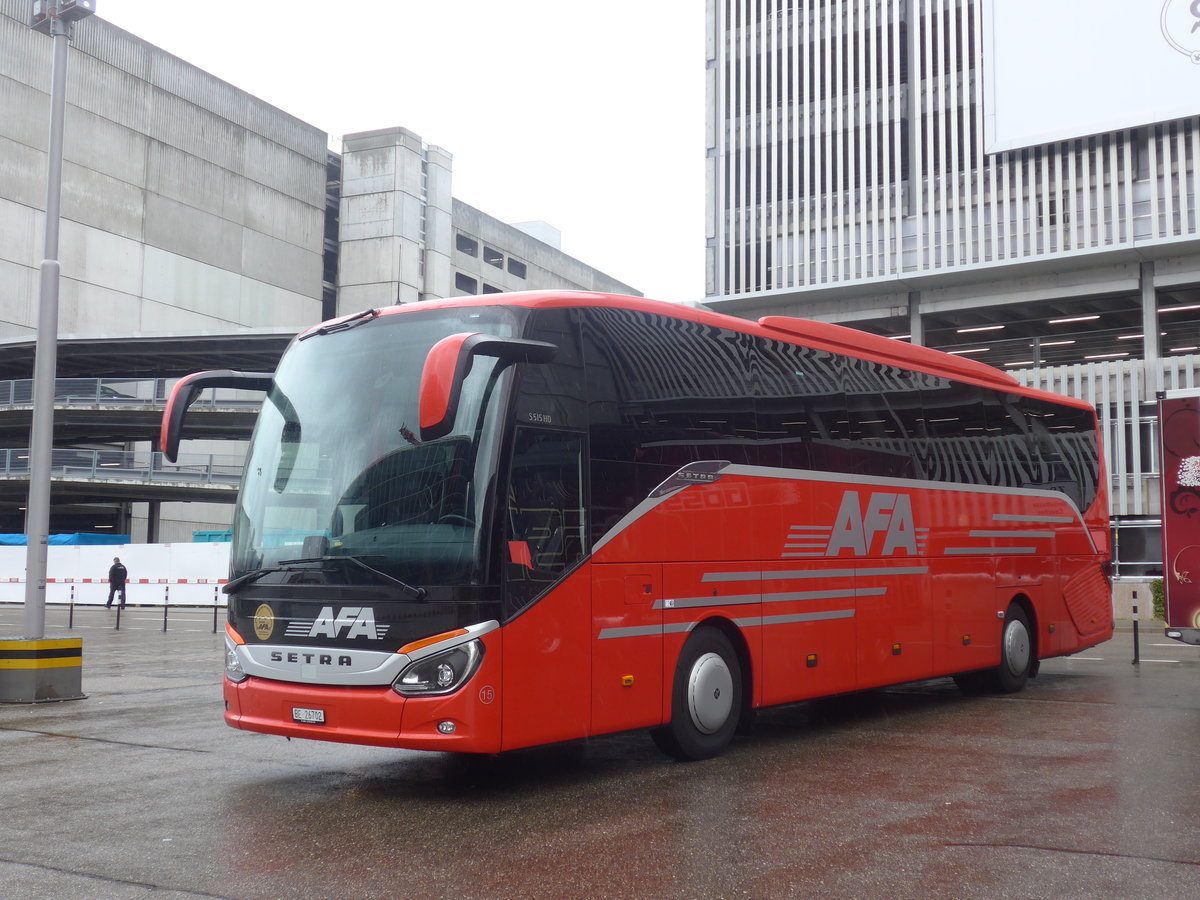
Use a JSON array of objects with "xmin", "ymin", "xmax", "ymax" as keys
[{"xmin": 437, "ymin": 514, "xmax": 475, "ymax": 527}]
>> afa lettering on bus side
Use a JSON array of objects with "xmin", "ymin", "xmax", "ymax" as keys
[{"xmin": 826, "ymin": 491, "xmax": 917, "ymax": 556}]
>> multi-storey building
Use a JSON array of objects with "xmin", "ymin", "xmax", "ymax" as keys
[
  {"xmin": 0, "ymin": 0, "xmax": 635, "ymax": 541},
  {"xmin": 706, "ymin": 0, "xmax": 1200, "ymax": 578}
]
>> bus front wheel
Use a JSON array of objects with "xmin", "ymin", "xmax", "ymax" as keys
[{"xmin": 652, "ymin": 627, "xmax": 742, "ymax": 761}]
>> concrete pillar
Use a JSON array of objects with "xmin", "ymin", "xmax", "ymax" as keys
[
  {"xmin": 422, "ymin": 145, "xmax": 453, "ymax": 301},
  {"xmin": 146, "ymin": 500, "xmax": 160, "ymax": 544},
  {"xmin": 908, "ymin": 291, "xmax": 924, "ymax": 346},
  {"xmin": 336, "ymin": 128, "xmax": 431, "ymax": 315},
  {"xmin": 1140, "ymin": 262, "xmax": 1160, "ymax": 395}
]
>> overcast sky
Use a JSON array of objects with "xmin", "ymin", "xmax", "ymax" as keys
[{"xmin": 94, "ymin": 0, "xmax": 708, "ymax": 304}]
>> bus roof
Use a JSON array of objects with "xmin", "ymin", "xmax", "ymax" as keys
[{"xmin": 336, "ymin": 291, "xmax": 1090, "ymax": 410}]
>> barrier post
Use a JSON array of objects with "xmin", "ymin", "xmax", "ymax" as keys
[
  {"xmin": 68, "ymin": 583, "xmax": 74, "ymax": 629},
  {"xmin": 213, "ymin": 585, "xmax": 220, "ymax": 634},
  {"xmin": 115, "ymin": 603, "xmax": 121, "ymax": 631},
  {"xmin": 1131, "ymin": 589, "xmax": 1140, "ymax": 666},
  {"xmin": 163, "ymin": 586, "xmax": 169, "ymax": 633}
]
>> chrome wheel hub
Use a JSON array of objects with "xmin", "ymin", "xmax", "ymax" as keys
[
  {"xmin": 1004, "ymin": 618, "xmax": 1031, "ymax": 677},
  {"xmin": 687, "ymin": 651, "xmax": 733, "ymax": 734}
]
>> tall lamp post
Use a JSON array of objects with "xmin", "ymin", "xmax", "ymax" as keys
[{"xmin": 0, "ymin": 1, "xmax": 95, "ymax": 703}]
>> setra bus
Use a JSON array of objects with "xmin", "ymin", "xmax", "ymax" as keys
[{"xmin": 162, "ymin": 292, "xmax": 1113, "ymax": 760}]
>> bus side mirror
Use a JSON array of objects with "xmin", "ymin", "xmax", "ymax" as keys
[
  {"xmin": 420, "ymin": 333, "xmax": 556, "ymax": 441},
  {"xmin": 160, "ymin": 370, "xmax": 274, "ymax": 462}
]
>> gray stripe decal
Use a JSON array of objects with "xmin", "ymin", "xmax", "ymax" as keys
[
  {"xmin": 598, "ymin": 622, "xmax": 695, "ymax": 640},
  {"xmin": 656, "ymin": 587, "xmax": 885, "ymax": 611},
  {"xmin": 968, "ymin": 530, "xmax": 1054, "ymax": 539},
  {"xmin": 702, "ymin": 567, "xmax": 928, "ymax": 582},
  {"xmin": 733, "ymin": 610, "xmax": 856, "ymax": 628},
  {"xmin": 992, "ymin": 513, "xmax": 1076, "ymax": 523},
  {"xmin": 945, "ymin": 547, "xmax": 1037, "ymax": 555},
  {"xmin": 599, "ymin": 610, "xmax": 856, "ymax": 640}
]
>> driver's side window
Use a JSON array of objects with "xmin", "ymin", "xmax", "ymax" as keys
[{"xmin": 503, "ymin": 428, "xmax": 585, "ymax": 618}]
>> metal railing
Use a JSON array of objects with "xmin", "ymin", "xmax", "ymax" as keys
[
  {"xmin": 0, "ymin": 377, "xmax": 263, "ymax": 408},
  {"xmin": 0, "ymin": 448, "xmax": 244, "ymax": 485}
]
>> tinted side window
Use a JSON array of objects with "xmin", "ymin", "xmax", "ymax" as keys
[
  {"xmin": 503, "ymin": 429, "xmax": 585, "ymax": 619},
  {"xmin": 754, "ymin": 336, "xmax": 848, "ymax": 474},
  {"xmin": 582, "ymin": 308, "xmax": 754, "ymax": 544},
  {"xmin": 515, "ymin": 308, "xmax": 586, "ymax": 430},
  {"xmin": 915, "ymin": 378, "xmax": 995, "ymax": 486}
]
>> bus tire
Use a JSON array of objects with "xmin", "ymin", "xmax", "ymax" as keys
[
  {"xmin": 651, "ymin": 627, "xmax": 742, "ymax": 761},
  {"xmin": 988, "ymin": 604, "xmax": 1033, "ymax": 693}
]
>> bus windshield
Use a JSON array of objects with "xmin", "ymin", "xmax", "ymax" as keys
[{"xmin": 230, "ymin": 306, "xmax": 521, "ymax": 589}]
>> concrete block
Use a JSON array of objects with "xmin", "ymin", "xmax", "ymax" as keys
[
  {"xmin": 340, "ymin": 192, "xmax": 395, "ymax": 242},
  {"xmin": 240, "ymin": 229, "xmax": 321, "ymax": 298},
  {"xmin": 142, "ymin": 246, "xmax": 242, "ymax": 324},
  {"xmin": 57, "ymin": 279, "xmax": 143, "ymax": 336},
  {"xmin": 0, "ymin": 197, "xmax": 39, "ymax": 268},
  {"xmin": 0, "ymin": 76, "xmax": 47, "ymax": 150},
  {"xmin": 0, "ymin": 256, "xmax": 36, "ymax": 332},
  {"xmin": 238, "ymin": 280, "xmax": 320, "ymax": 329},
  {"xmin": 137, "ymin": 295, "xmax": 238, "ymax": 333},
  {"xmin": 147, "ymin": 142, "xmax": 241, "ymax": 223},
  {"xmin": 342, "ymin": 146, "xmax": 399, "ymax": 197},
  {"xmin": 242, "ymin": 182, "xmax": 321, "ymax": 253},
  {"xmin": 0, "ymin": 133, "xmax": 45, "ymax": 211},
  {"xmin": 337, "ymin": 282, "xmax": 400, "ymax": 316},
  {"xmin": 61, "ymin": 165, "xmax": 146, "ymax": 244},
  {"xmin": 241, "ymin": 132, "xmax": 326, "ymax": 207},
  {"xmin": 59, "ymin": 219, "xmax": 143, "ymax": 296},
  {"xmin": 144, "ymin": 194, "xmax": 242, "ymax": 274},
  {"xmin": 338, "ymin": 237, "xmax": 403, "ymax": 288}
]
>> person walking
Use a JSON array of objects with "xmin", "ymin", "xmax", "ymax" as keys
[{"xmin": 106, "ymin": 557, "xmax": 128, "ymax": 609}]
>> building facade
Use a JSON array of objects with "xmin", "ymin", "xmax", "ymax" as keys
[
  {"xmin": 706, "ymin": 0, "xmax": 1200, "ymax": 577},
  {"xmin": 0, "ymin": 3, "xmax": 636, "ymax": 543}
]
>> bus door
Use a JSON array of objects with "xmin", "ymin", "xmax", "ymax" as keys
[{"xmin": 500, "ymin": 428, "xmax": 590, "ymax": 750}]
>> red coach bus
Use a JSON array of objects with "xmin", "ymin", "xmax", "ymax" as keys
[{"xmin": 162, "ymin": 292, "xmax": 1112, "ymax": 760}]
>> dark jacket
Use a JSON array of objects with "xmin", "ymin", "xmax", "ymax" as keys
[{"xmin": 108, "ymin": 563, "xmax": 127, "ymax": 586}]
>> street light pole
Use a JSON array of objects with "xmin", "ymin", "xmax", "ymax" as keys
[
  {"xmin": 0, "ymin": 3, "xmax": 95, "ymax": 704},
  {"xmin": 22, "ymin": 6, "xmax": 77, "ymax": 641}
]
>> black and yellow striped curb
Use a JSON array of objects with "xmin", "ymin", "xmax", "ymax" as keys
[{"xmin": 0, "ymin": 638, "xmax": 83, "ymax": 670}]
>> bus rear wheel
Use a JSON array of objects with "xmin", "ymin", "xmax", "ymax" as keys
[
  {"xmin": 954, "ymin": 605, "xmax": 1034, "ymax": 694},
  {"xmin": 652, "ymin": 627, "xmax": 743, "ymax": 761}
]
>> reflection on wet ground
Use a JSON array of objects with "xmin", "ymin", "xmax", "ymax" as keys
[{"xmin": 0, "ymin": 610, "xmax": 1196, "ymax": 899}]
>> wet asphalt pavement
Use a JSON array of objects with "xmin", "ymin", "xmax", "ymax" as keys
[{"xmin": 0, "ymin": 605, "xmax": 1197, "ymax": 900}]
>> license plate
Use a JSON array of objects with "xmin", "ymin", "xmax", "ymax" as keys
[{"xmin": 292, "ymin": 707, "xmax": 325, "ymax": 725}]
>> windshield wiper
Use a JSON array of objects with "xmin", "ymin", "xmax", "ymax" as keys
[
  {"xmin": 298, "ymin": 307, "xmax": 379, "ymax": 341},
  {"xmin": 224, "ymin": 554, "xmax": 427, "ymax": 600}
]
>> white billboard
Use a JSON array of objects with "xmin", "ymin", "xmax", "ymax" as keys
[{"xmin": 983, "ymin": 0, "xmax": 1200, "ymax": 154}]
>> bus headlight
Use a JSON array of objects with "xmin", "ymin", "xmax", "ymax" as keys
[
  {"xmin": 225, "ymin": 636, "xmax": 248, "ymax": 684},
  {"xmin": 393, "ymin": 640, "xmax": 484, "ymax": 696}
]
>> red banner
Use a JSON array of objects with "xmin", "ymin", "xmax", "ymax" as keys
[{"xmin": 1159, "ymin": 392, "xmax": 1200, "ymax": 631}]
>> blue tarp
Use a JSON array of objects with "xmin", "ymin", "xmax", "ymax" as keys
[{"xmin": 0, "ymin": 533, "xmax": 130, "ymax": 546}]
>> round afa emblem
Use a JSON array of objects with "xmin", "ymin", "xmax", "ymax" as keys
[{"xmin": 253, "ymin": 603, "xmax": 275, "ymax": 640}]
